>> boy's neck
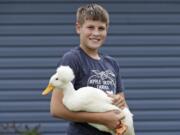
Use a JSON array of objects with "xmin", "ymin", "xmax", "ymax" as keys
[{"xmin": 80, "ymin": 45, "xmax": 101, "ymax": 60}]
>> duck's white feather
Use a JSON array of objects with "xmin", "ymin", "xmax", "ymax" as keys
[
  {"xmin": 49, "ymin": 66, "xmax": 135, "ymax": 135},
  {"xmin": 63, "ymin": 85, "xmax": 118, "ymax": 112}
]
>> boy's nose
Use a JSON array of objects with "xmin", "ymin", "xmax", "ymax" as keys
[{"xmin": 92, "ymin": 29, "xmax": 100, "ymax": 36}]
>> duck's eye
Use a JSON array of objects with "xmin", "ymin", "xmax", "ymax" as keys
[{"xmin": 55, "ymin": 78, "xmax": 58, "ymax": 80}]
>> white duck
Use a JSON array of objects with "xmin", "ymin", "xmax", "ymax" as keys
[{"xmin": 42, "ymin": 66, "xmax": 135, "ymax": 135}]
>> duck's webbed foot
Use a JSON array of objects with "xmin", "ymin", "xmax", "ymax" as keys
[{"xmin": 115, "ymin": 122, "xmax": 127, "ymax": 135}]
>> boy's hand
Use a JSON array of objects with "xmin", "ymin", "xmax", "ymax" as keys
[
  {"xmin": 107, "ymin": 92, "xmax": 126, "ymax": 109},
  {"xmin": 102, "ymin": 110, "xmax": 125, "ymax": 129}
]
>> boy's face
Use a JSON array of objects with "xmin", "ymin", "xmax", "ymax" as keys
[{"xmin": 76, "ymin": 20, "xmax": 108, "ymax": 51}]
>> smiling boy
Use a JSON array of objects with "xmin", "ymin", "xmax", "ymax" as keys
[{"xmin": 50, "ymin": 4, "xmax": 128, "ymax": 135}]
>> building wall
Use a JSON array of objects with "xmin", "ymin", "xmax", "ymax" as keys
[{"xmin": 0, "ymin": 0, "xmax": 180, "ymax": 135}]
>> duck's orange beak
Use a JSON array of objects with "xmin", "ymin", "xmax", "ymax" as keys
[{"xmin": 42, "ymin": 84, "xmax": 55, "ymax": 95}]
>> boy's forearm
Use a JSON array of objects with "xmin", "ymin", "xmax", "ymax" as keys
[
  {"xmin": 52, "ymin": 103, "xmax": 122, "ymax": 130},
  {"xmin": 50, "ymin": 89, "xmax": 106, "ymax": 125},
  {"xmin": 51, "ymin": 101, "xmax": 106, "ymax": 125}
]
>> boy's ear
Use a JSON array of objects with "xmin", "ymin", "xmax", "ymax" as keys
[{"xmin": 76, "ymin": 22, "xmax": 81, "ymax": 34}]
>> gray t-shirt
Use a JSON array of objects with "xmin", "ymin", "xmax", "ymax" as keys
[{"xmin": 58, "ymin": 46, "xmax": 124, "ymax": 135}]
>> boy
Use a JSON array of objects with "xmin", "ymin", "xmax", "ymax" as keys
[{"xmin": 50, "ymin": 3, "xmax": 128, "ymax": 135}]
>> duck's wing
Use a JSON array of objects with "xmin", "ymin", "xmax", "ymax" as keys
[{"xmin": 66, "ymin": 87, "xmax": 118, "ymax": 112}]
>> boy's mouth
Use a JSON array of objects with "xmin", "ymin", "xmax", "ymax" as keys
[{"xmin": 89, "ymin": 38, "xmax": 100, "ymax": 43}]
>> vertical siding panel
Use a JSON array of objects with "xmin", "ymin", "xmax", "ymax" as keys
[{"xmin": 0, "ymin": 0, "xmax": 180, "ymax": 135}]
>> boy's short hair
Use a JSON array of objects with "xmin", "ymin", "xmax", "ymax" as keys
[{"xmin": 76, "ymin": 3, "xmax": 109, "ymax": 26}]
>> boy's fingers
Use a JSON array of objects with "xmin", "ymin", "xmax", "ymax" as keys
[
  {"xmin": 113, "ymin": 94, "xmax": 123, "ymax": 103},
  {"xmin": 113, "ymin": 94, "xmax": 126, "ymax": 109},
  {"xmin": 106, "ymin": 93, "xmax": 126, "ymax": 108}
]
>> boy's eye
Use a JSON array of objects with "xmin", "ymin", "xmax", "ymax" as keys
[
  {"xmin": 87, "ymin": 26, "xmax": 94, "ymax": 29},
  {"xmin": 99, "ymin": 27, "xmax": 105, "ymax": 31}
]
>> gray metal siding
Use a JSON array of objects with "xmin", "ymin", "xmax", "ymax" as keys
[{"xmin": 0, "ymin": 0, "xmax": 180, "ymax": 135}]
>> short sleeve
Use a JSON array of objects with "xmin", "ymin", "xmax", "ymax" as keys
[
  {"xmin": 115, "ymin": 60, "xmax": 124, "ymax": 93},
  {"xmin": 57, "ymin": 51, "xmax": 81, "ymax": 83}
]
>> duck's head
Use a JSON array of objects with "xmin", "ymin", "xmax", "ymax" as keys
[{"xmin": 42, "ymin": 66, "xmax": 75, "ymax": 95}]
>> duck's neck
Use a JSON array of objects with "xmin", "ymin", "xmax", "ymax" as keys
[{"xmin": 63, "ymin": 82, "xmax": 75, "ymax": 98}]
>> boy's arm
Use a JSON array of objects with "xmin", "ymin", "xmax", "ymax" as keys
[{"xmin": 50, "ymin": 89, "xmax": 124, "ymax": 129}]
